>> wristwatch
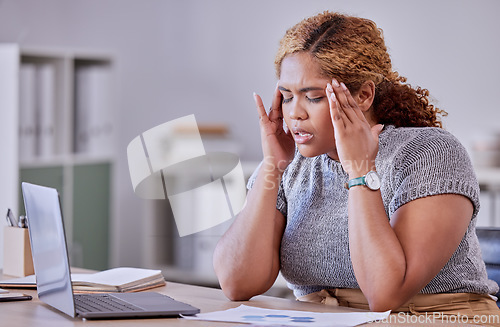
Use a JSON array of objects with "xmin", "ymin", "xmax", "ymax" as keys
[{"xmin": 345, "ymin": 171, "xmax": 381, "ymax": 191}]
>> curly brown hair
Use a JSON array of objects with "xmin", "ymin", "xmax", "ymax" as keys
[{"xmin": 275, "ymin": 11, "xmax": 447, "ymax": 128}]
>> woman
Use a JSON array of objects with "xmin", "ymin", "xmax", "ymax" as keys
[{"xmin": 213, "ymin": 11, "xmax": 500, "ymax": 321}]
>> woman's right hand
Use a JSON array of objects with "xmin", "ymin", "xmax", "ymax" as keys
[
  {"xmin": 214, "ymin": 83, "xmax": 290, "ymax": 301},
  {"xmin": 254, "ymin": 83, "xmax": 295, "ymax": 172}
]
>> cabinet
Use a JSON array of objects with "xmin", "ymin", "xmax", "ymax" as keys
[
  {"xmin": 1, "ymin": 44, "xmax": 115, "ymax": 271},
  {"xmin": 19, "ymin": 161, "xmax": 111, "ymax": 270}
]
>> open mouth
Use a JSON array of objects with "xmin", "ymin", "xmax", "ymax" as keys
[{"xmin": 293, "ymin": 128, "xmax": 313, "ymax": 144}]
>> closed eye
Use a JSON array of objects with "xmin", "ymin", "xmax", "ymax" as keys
[
  {"xmin": 281, "ymin": 94, "xmax": 324, "ymax": 105},
  {"xmin": 307, "ymin": 96, "xmax": 324, "ymax": 103}
]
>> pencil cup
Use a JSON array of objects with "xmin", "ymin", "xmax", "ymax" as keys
[{"xmin": 3, "ymin": 226, "xmax": 34, "ymax": 277}]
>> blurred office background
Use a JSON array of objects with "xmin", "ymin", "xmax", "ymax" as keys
[{"xmin": 1, "ymin": 0, "xmax": 500, "ymax": 295}]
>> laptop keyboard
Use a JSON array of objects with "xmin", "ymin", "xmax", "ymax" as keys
[{"xmin": 74, "ymin": 294, "xmax": 144, "ymax": 313}]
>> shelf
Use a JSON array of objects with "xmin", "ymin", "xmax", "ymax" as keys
[
  {"xmin": 21, "ymin": 46, "xmax": 112, "ymax": 62},
  {"xmin": 1, "ymin": 43, "xmax": 116, "ymax": 271},
  {"xmin": 20, "ymin": 153, "xmax": 114, "ymax": 168},
  {"xmin": 17, "ymin": 46, "xmax": 114, "ymax": 161}
]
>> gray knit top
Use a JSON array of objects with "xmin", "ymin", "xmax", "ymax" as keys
[{"xmin": 248, "ymin": 125, "xmax": 499, "ymax": 298}]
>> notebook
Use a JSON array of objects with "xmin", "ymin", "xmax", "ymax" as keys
[
  {"xmin": 0, "ymin": 267, "xmax": 167, "ymax": 292},
  {"xmin": 21, "ymin": 182, "xmax": 200, "ymax": 319}
]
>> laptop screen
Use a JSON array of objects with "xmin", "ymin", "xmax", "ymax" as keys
[{"xmin": 22, "ymin": 182, "xmax": 76, "ymax": 317}]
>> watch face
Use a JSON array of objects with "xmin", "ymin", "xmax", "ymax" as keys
[{"xmin": 365, "ymin": 171, "xmax": 381, "ymax": 190}]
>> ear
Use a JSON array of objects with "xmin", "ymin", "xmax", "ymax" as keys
[{"xmin": 354, "ymin": 80, "xmax": 375, "ymax": 112}]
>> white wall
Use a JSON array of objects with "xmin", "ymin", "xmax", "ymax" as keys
[
  {"xmin": 0, "ymin": 44, "xmax": 19, "ymax": 269},
  {"xmin": 0, "ymin": 0, "xmax": 499, "ymax": 268}
]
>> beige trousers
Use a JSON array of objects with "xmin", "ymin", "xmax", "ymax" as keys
[{"xmin": 298, "ymin": 288, "xmax": 500, "ymax": 326}]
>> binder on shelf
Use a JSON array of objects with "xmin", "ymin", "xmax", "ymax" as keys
[
  {"xmin": 35, "ymin": 62, "xmax": 56, "ymax": 158},
  {"xmin": 74, "ymin": 64, "xmax": 113, "ymax": 156},
  {"xmin": 18, "ymin": 63, "xmax": 37, "ymax": 161}
]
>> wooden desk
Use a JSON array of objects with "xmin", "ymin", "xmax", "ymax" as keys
[
  {"xmin": 0, "ymin": 282, "xmax": 360, "ymax": 326},
  {"xmin": 0, "ymin": 270, "xmax": 471, "ymax": 326}
]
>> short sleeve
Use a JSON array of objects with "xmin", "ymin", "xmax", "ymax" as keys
[
  {"xmin": 389, "ymin": 130, "xmax": 480, "ymax": 219},
  {"xmin": 246, "ymin": 161, "xmax": 288, "ymax": 218}
]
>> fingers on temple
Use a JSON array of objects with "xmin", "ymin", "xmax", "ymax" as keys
[
  {"xmin": 331, "ymin": 79, "xmax": 366, "ymax": 124},
  {"xmin": 269, "ymin": 84, "xmax": 283, "ymax": 121},
  {"xmin": 253, "ymin": 93, "xmax": 269, "ymax": 122},
  {"xmin": 342, "ymin": 84, "xmax": 366, "ymax": 121},
  {"xmin": 336, "ymin": 82, "xmax": 359, "ymax": 123},
  {"xmin": 330, "ymin": 80, "xmax": 349, "ymax": 107},
  {"xmin": 326, "ymin": 84, "xmax": 346, "ymax": 129}
]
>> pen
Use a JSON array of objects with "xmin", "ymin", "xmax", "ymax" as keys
[
  {"xmin": 6, "ymin": 209, "xmax": 17, "ymax": 227},
  {"xmin": 5, "ymin": 214, "xmax": 12, "ymax": 226}
]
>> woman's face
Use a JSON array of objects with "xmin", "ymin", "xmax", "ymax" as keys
[{"xmin": 279, "ymin": 52, "xmax": 338, "ymax": 160}]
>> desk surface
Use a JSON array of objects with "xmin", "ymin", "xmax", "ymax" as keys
[{"xmin": 0, "ymin": 269, "xmax": 466, "ymax": 326}]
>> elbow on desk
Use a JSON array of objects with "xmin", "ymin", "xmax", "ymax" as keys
[
  {"xmin": 367, "ymin": 300, "xmax": 394, "ymax": 313},
  {"xmin": 219, "ymin": 280, "xmax": 256, "ymax": 301},
  {"xmin": 214, "ymin": 264, "xmax": 252, "ymax": 300},
  {"xmin": 364, "ymin": 290, "xmax": 408, "ymax": 313},
  {"xmin": 214, "ymin": 260, "xmax": 269, "ymax": 301},
  {"xmin": 216, "ymin": 269, "xmax": 270, "ymax": 301}
]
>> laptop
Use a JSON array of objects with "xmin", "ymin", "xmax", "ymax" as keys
[{"xmin": 21, "ymin": 182, "xmax": 200, "ymax": 319}]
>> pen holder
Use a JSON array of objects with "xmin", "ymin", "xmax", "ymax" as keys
[{"xmin": 3, "ymin": 226, "xmax": 34, "ymax": 277}]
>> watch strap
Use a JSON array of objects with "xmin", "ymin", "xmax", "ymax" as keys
[{"xmin": 344, "ymin": 175, "xmax": 366, "ymax": 189}]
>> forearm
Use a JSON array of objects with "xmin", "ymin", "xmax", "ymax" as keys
[
  {"xmin": 213, "ymin": 161, "xmax": 283, "ymax": 300},
  {"xmin": 347, "ymin": 187, "xmax": 410, "ymax": 311}
]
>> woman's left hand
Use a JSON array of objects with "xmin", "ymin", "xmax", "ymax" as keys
[{"xmin": 326, "ymin": 79, "xmax": 384, "ymax": 178}]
